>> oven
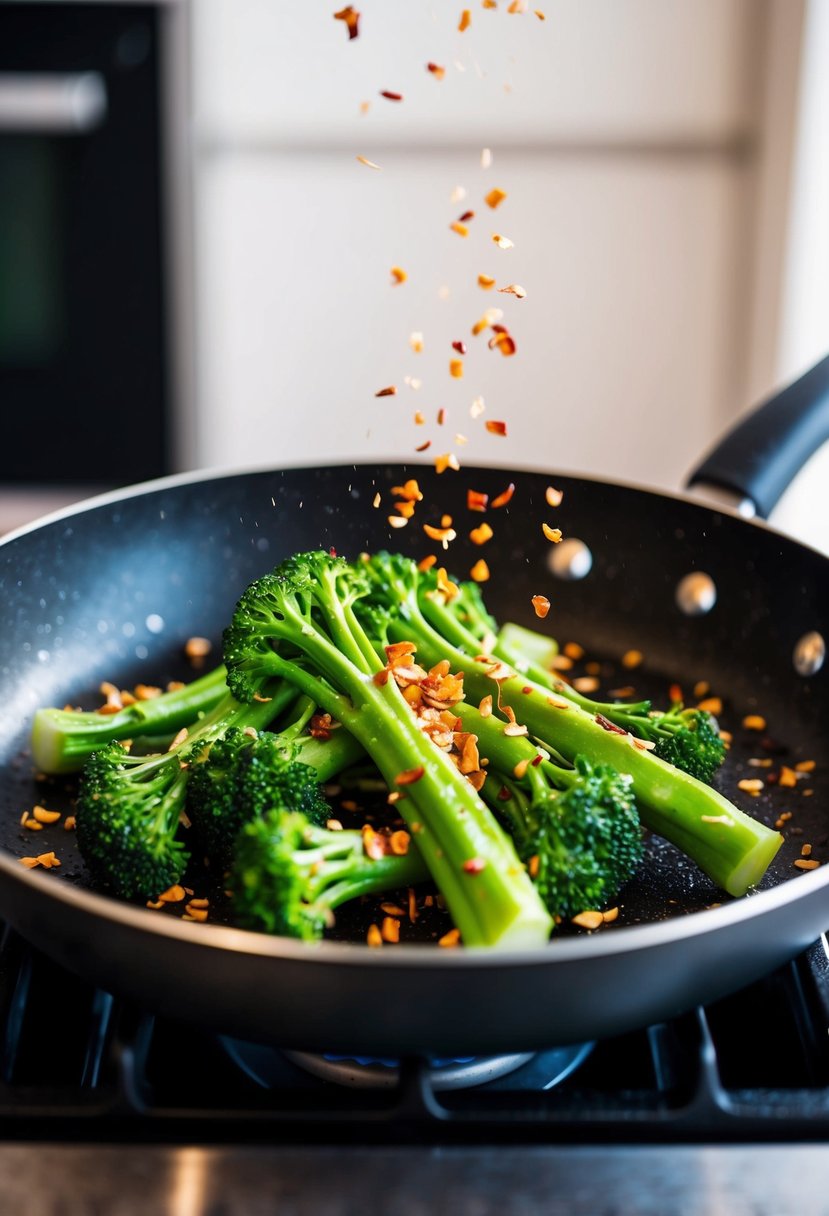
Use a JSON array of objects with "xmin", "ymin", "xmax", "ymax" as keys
[{"xmin": 0, "ymin": 1, "xmax": 190, "ymax": 515}]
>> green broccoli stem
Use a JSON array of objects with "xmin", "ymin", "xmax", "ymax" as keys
[
  {"xmin": 294, "ymin": 729, "xmax": 366, "ymax": 781},
  {"xmin": 423, "ymin": 595, "xmax": 658, "ymax": 730},
  {"xmin": 31, "ymin": 664, "xmax": 230, "ymax": 774},
  {"xmin": 300, "ymin": 825, "xmax": 429, "ymax": 907},
  {"xmin": 389, "ymin": 618, "xmax": 782, "ymax": 898},
  {"xmin": 248, "ymin": 630, "xmax": 552, "ymax": 948}
]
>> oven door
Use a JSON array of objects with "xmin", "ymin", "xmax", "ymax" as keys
[{"xmin": 0, "ymin": 3, "xmax": 169, "ymax": 488}]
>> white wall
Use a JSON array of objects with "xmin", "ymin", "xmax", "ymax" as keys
[{"xmin": 191, "ymin": 0, "xmax": 761, "ymax": 493}]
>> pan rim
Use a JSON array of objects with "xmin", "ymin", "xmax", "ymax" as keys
[
  {"xmin": 1, "ymin": 845, "xmax": 826, "ymax": 969},
  {"xmin": 1, "ymin": 457, "xmax": 826, "ymax": 564}
]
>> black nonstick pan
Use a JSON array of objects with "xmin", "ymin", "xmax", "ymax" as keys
[{"xmin": 0, "ymin": 358, "xmax": 828, "ymax": 1056}]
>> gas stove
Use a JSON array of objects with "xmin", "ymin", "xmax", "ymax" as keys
[{"xmin": 2, "ymin": 925, "xmax": 829, "ymax": 1214}]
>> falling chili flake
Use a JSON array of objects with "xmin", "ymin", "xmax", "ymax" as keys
[
  {"xmin": 542, "ymin": 523, "xmax": 562, "ymax": 543},
  {"xmin": 493, "ymin": 233, "xmax": 514, "ymax": 249},
  {"xmin": 356, "ymin": 155, "xmax": 381, "ymax": 170},
  {"xmin": 535, "ymin": 8, "xmax": 546, "ymax": 17},
  {"xmin": 508, "ymin": 0, "xmax": 528, "ymax": 11},
  {"xmin": 490, "ymin": 482, "xmax": 515, "ymax": 507},
  {"xmin": 478, "ymin": 274, "xmax": 496, "ymax": 290},
  {"xmin": 414, "ymin": 410, "xmax": 425, "ymax": 425},
  {"xmin": 375, "ymin": 385, "xmax": 396, "ymax": 397},
  {"xmin": 499, "ymin": 284, "xmax": 526, "ymax": 299},
  {"xmin": 470, "ymin": 523, "xmax": 494, "ymax": 545},
  {"xmin": 470, "ymin": 396, "xmax": 485, "ymax": 418},
  {"xmin": 485, "ymin": 420, "xmax": 508, "ymax": 437},
  {"xmin": 410, "ymin": 331, "xmax": 424, "ymax": 353},
  {"xmin": 489, "ymin": 331, "xmax": 516, "ymax": 356},
  {"xmin": 359, "ymin": 101, "xmax": 371, "ymax": 115},
  {"xmin": 545, "ymin": 485, "xmax": 564, "ymax": 508},
  {"xmin": 435, "ymin": 452, "xmax": 460, "ymax": 474},
  {"xmin": 485, "ymin": 188, "xmax": 507, "ymax": 209},
  {"xmin": 423, "ymin": 522, "xmax": 457, "ymax": 546},
  {"xmin": 427, "ymin": 62, "xmax": 446, "ymax": 80},
  {"xmin": 333, "ymin": 5, "xmax": 360, "ymax": 39},
  {"xmin": 380, "ymin": 90, "xmax": 404, "ymax": 101},
  {"xmin": 531, "ymin": 595, "xmax": 551, "ymax": 619},
  {"xmin": 449, "ymin": 359, "xmax": 464, "ymax": 378},
  {"xmin": 390, "ymin": 266, "xmax": 407, "ymax": 285},
  {"xmin": 415, "ymin": 440, "xmax": 432, "ymax": 452},
  {"xmin": 467, "ymin": 489, "xmax": 488, "ymax": 512},
  {"xmin": 458, "ymin": 8, "xmax": 472, "ymax": 31},
  {"xmin": 481, "ymin": 147, "xmax": 493, "ymax": 169},
  {"xmin": 450, "ymin": 222, "xmax": 469, "ymax": 238},
  {"xmin": 472, "ymin": 307, "xmax": 503, "ymax": 336},
  {"xmin": 458, "ymin": 210, "xmax": 475, "ymax": 224},
  {"xmin": 437, "ymin": 408, "xmax": 446, "ymax": 425},
  {"xmin": 452, "ymin": 340, "xmax": 467, "ymax": 355},
  {"xmin": 482, "ymin": 0, "xmax": 497, "ymax": 7}
]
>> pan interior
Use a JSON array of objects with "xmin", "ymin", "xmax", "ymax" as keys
[{"xmin": 0, "ymin": 463, "xmax": 826, "ymax": 949}]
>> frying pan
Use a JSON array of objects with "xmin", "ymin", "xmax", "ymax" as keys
[{"xmin": 0, "ymin": 358, "xmax": 828, "ymax": 1056}]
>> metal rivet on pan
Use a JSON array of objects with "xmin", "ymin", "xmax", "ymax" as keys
[
  {"xmin": 793, "ymin": 631, "xmax": 825, "ymax": 677},
  {"xmin": 547, "ymin": 538, "xmax": 593, "ymax": 581},
  {"xmin": 675, "ymin": 571, "xmax": 717, "ymax": 616}
]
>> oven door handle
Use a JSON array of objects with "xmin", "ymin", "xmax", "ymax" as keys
[{"xmin": 0, "ymin": 72, "xmax": 107, "ymax": 134}]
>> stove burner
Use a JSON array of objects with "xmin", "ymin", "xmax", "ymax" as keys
[
  {"xmin": 284, "ymin": 1051, "xmax": 533, "ymax": 1090},
  {"xmin": 219, "ymin": 1038, "xmax": 594, "ymax": 1092}
]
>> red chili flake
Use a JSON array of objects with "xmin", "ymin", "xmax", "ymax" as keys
[
  {"xmin": 669, "ymin": 683, "xmax": 683, "ymax": 705},
  {"xmin": 380, "ymin": 90, "xmax": 404, "ymax": 101},
  {"xmin": 478, "ymin": 274, "xmax": 496, "ymax": 290},
  {"xmin": 458, "ymin": 8, "xmax": 471, "ymax": 31},
  {"xmin": 469, "ymin": 522, "xmax": 493, "ymax": 545},
  {"xmin": 485, "ymin": 188, "xmax": 507, "ymax": 210},
  {"xmin": 450, "ymin": 222, "xmax": 469, "ymax": 238},
  {"xmin": 485, "ymin": 420, "xmax": 508, "ymax": 436},
  {"xmin": 595, "ymin": 713, "xmax": 627, "ymax": 735},
  {"xmin": 531, "ymin": 595, "xmax": 550, "ymax": 619},
  {"xmin": 449, "ymin": 359, "xmax": 464, "ymax": 379},
  {"xmin": 488, "ymin": 332, "xmax": 516, "ymax": 356},
  {"xmin": 458, "ymin": 210, "xmax": 475, "ymax": 223},
  {"xmin": 419, "ymin": 555, "xmax": 438, "ymax": 572},
  {"xmin": 452, "ymin": 340, "xmax": 467, "ymax": 355},
  {"xmin": 467, "ymin": 489, "xmax": 489, "ymax": 512},
  {"xmin": 395, "ymin": 767, "xmax": 425, "ymax": 786},
  {"xmin": 390, "ymin": 266, "xmax": 407, "ymax": 285},
  {"xmin": 497, "ymin": 786, "xmax": 511, "ymax": 801},
  {"xmin": 469, "ymin": 559, "xmax": 490, "ymax": 583},
  {"xmin": 437, "ymin": 408, "xmax": 446, "ymax": 425},
  {"xmin": 427, "ymin": 62, "xmax": 446, "ymax": 80},
  {"xmin": 333, "ymin": 5, "xmax": 360, "ymax": 39},
  {"xmin": 375, "ymin": 385, "xmax": 397, "ymax": 397},
  {"xmin": 462, "ymin": 857, "xmax": 486, "ymax": 874},
  {"xmin": 531, "ymin": 753, "xmax": 543, "ymax": 766},
  {"xmin": 415, "ymin": 440, "xmax": 432, "ymax": 452},
  {"xmin": 535, "ymin": 9, "xmax": 546, "ymax": 18},
  {"xmin": 490, "ymin": 482, "xmax": 515, "ymax": 508}
]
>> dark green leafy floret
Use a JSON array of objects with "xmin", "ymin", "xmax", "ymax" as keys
[
  {"xmin": 187, "ymin": 727, "xmax": 333, "ymax": 871},
  {"xmin": 77, "ymin": 742, "xmax": 190, "ymax": 900},
  {"xmin": 231, "ymin": 808, "xmax": 429, "ymax": 940}
]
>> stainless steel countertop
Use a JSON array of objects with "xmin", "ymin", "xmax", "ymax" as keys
[{"xmin": 0, "ymin": 1144, "xmax": 827, "ymax": 1216}]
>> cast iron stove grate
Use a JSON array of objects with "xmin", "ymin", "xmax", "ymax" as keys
[{"xmin": 1, "ymin": 924, "xmax": 829, "ymax": 1144}]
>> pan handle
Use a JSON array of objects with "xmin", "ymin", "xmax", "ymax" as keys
[{"xmin": 686, "ymin": 353, "xmax": 829, "ymax": 520}]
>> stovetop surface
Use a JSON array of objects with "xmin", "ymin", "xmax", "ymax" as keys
[{"xmin": 1, "ymin": 924, "xmax": 829, "ymax": 1214}]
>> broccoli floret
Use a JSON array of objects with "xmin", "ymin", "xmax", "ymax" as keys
[
  {"xmin": 31, "ymin": 664, "xmax": 229, "ymax": 775},
  {"xmin": 186, "ymin": 726, "xmax": 347, "ymax": 871},
  {"xmin": 457, "ymin": 700, "xmax": 642, "ymax": 918},
  {"xmin": 230, "ymin": 808, "xmax": 430, "ymax": 940},
  {"xmin": 77, "ymin": 743, "xmax": 190, "ymax": 900},
  {"xmin": 363, "ymin": 552, "xmax": 782, "ymax": 898},
  {"xmin": 74, "ymin": 680, "xmax": 296, "ymax": 900},
  {"xmin": 222, "ymin": 550, "xmax": 553, "ymax": 948}
]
